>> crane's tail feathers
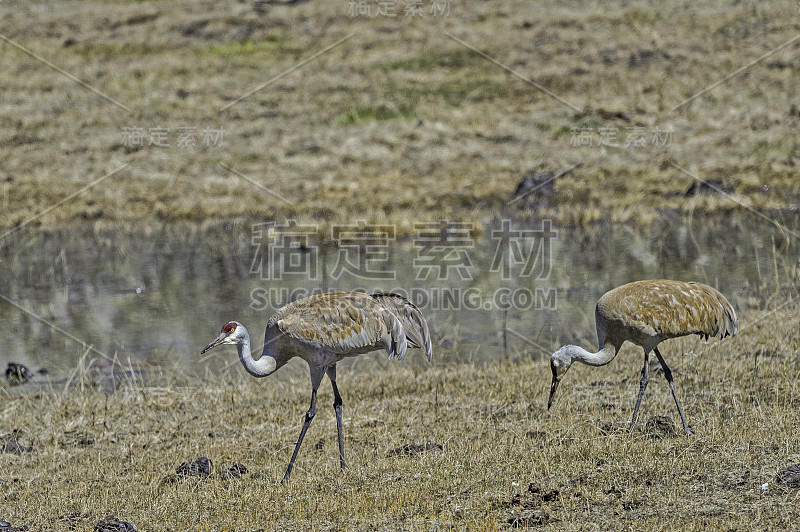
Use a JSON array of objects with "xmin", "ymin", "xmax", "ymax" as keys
[
  {"xmin": 721, "ymin": 298, "xmax": 738, "ymax": 338},
  {"xmin": 371, "ymin": 291, "xmax": 433, "ymax": 361},
  {"xmin": 709, "ymin": 287, "xmax": 738, "ymax": 339},
  {"xmin": 385, "ymin": 313, "xmax": 409, "ymax": 360},
  {"xmin": 699, "ymin": 285, "xmax": 738, "ymax": 340}
]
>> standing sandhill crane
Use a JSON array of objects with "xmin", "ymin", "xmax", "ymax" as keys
[
  {"xmin": 201, "ymin": 290, "xmax": 432, "ymax": 482},
  {"xmin": 547, "ymin": 280, "xmax": 737, "ymax": 435}
]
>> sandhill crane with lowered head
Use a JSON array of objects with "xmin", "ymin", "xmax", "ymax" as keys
[
  {"xmin": 547, "ymin": 279, "xmax": 737, "ymax": 435},
  {"xmin": 201, "ymin": 290, "xmax": 432, "ymax": 482}
]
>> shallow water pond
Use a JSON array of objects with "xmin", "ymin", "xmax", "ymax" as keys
[{"xmin": 0, "ymin": 213, "xmax": 797, "ymax": 386}]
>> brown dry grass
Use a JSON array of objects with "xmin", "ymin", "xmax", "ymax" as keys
[
  {"xmin": 2, "ymin": 1, "xmax": 800, "ymax": 530},
  {"xmin": 0, "ymin": 0, "xmax": 798, "ymax": 234},
  {"xmin": 1, "ymin": 301, "xmax": 800, "ymax": 530}
]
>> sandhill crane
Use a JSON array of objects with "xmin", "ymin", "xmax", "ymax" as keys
[
  {"xmin": 547, "ymin": 279, "xmax": 737, "ymax": 435},
  {"xmin": 201, "ymin": 290, "xmax": 432, "ymax": 482}
]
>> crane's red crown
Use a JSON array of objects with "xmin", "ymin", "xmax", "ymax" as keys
[{"xmin": 222, "ymin": 322, "xmax": 237, "ymax": 334}]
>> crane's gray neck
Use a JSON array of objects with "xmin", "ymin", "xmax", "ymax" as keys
[
  {"xmin": 568, "ymin": 343, "xmax": 618, "ymax": 367},
  {"xmin": 237, "ymin": 329, "xmax": 278, "ymax": 377}
]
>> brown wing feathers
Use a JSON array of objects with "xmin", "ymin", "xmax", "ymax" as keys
[
  {"xmin": 370, "ymin": 291, "xmax": 433, "ymax": 361},
  {"xmin": 271, "ymin": 291, "xmax": 433, "ymax": 361},
  {"xmin": 598, "ymin": 280, "xmax": 737, "ymax": 343}
]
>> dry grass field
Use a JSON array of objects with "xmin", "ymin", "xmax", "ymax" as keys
[
  {"xmin": 0, "ymin": 0, "xmax": 798, "ymax": 233},
  {"xmin": 1, "ymin": 300, "xmax": 800, "ymax": 530},
  {"xmin": 1, "ymin": 0, "xmax": 800, "ymax": 530}
]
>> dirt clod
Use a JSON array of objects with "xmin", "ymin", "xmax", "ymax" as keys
[
  {"xmin": 220, "ymin": 463, "xmax": 248, "ymax": 479},
  {"xmin": 176, "ymin": 456, "xmax": 212, "ymax": 478},
  {"xmin": 93, "ymin": 515, "xmax": 138, "ymax": 532},
  {"xmin": 778, "ymin": 464, "xmax": 800, "ymax": 488},
  {"xmin": 644, "ymin": 416, "xmax": 678, "ymax": 438},
  {"xmin": 387, "ymin": 443, "xmax": 442, "ymax": 456},
  {"xmin": 0, "ymin": 519, "xmax": 29, "ymax": 532}
]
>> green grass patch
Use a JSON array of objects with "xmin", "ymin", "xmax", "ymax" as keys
[
  {"xmin": 73, "ymin": 42, "xmax": 170, "ymax": 57},
  {"xmin": 196, "ymin": 37, "xmax": 286, "ymax": 57}
]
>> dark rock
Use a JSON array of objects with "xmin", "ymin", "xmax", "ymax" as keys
[
  {"xmin": 0, "ymin": 519, "xmax": 29, "ymax": 531},
  {"xmin": 644, "ymin": 415, "xmax": 678, "ymax": 438},
  {"xmin": 93, "ymin": 515, "xmax": 138, "ymax": 532},
  {"xmin": 512, "ymin": 172, "xmax": 555, "ymax": 200},
  {"xmin": 541, "ymin": 489, "xmax": 559, "ymax": 502},
  {"xmin": 2, "ymin": 430, "xmax": 30, "ymax": 454},
  {"xmin": 220, "ymin": 463, "xmax": 248, "ymax": 479},
  {"xmin": 525, "ymin": 430, "xmax": 546, "ymax": 440},
  {"xmin": 176, "ymin": 456, "xmax": 212, "ymax": 478},
  {"xmin": 778, "ymin": 464, "xmax": 800, "ymax": 488},
  {"xmin": 2, "ymin": 441, "xmax": 30, "ymax": 454},
  {"xmin": 5, "ymin": 363, "xmax": 35, "ymax": 386}
]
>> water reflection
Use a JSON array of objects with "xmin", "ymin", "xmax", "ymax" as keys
[{"xmin": 0, "ymin": 213, "xmax": 796, "ymax": 384}]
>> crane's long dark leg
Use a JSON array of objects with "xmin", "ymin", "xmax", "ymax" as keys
[
  {"xmin": 327, "ymin": 365, "xmax": 345, "ymax": 471},
  {"xmin": 654, "ymin": 346, "xmax": 692, "ymax": 436},
  {"xmin": 630, "ymin": 348, "xmax": 651, "ymax": 432},
  {"xmin": 283, "ymin": 367, "xmax": 325, "ymax": 483}
]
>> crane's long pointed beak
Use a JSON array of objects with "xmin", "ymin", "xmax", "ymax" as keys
[
  {"xmin": 201, "ymin": 333, "xmax": 226, "ymax": 354},
  {"xmin": 547, "ymin": 369, "xmax": 559, "ymax": 410}
]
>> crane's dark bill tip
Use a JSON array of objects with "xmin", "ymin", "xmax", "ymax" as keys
[
  {"xmin": 547, "ymin": 369, "xmax": 559, "ymax": 409},
  {"xmin": 201, "ymin": 334, "xmax": 225, "ymax": 354}
]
